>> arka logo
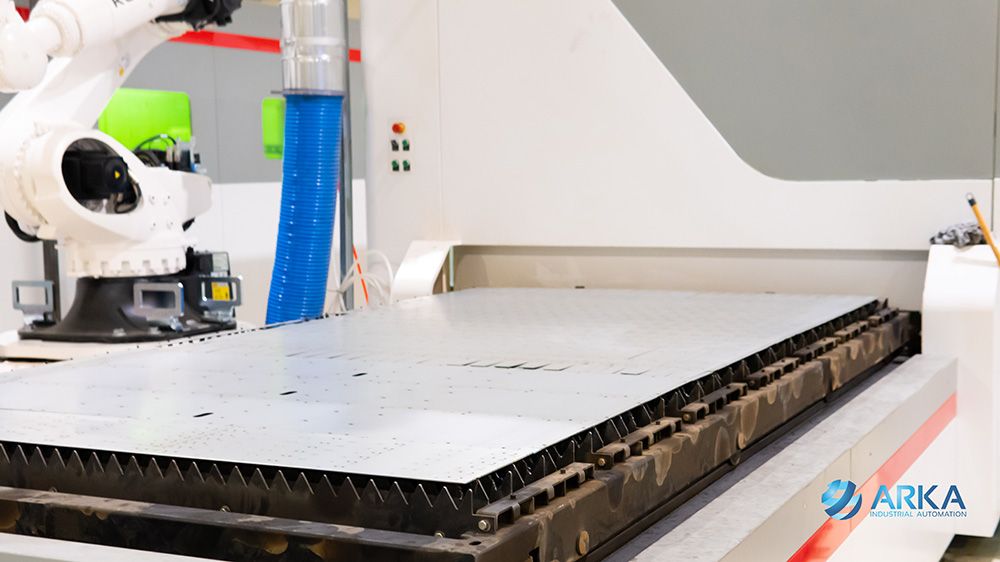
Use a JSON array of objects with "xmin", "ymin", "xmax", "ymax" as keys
[
  {"xmin": 822, "ymin": 480, "xmax": 969, "ymax": 520},
  {"xmin": 871, "ymin": 484, "xmax": 966, "ymax": 510},
  {"xmin": 822, "ymin": 479, "xmax": 863, "ymax": 520}
]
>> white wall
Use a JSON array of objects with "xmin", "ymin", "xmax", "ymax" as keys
[
  {"xmin": 187, "ymin": 183, "xmax": 283, "ymax": 326},
  {"xmin": 191, "ymin": 181, "xmax": 366, "ymax": 326}
]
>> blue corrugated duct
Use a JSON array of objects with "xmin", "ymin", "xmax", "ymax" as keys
[{"xmin": 266, "ymin": 94, "xmax": 344, "ymax": 324}]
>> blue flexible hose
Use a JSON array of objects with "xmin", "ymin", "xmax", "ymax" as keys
[{"xmin": 266, "ymin": 94, "xmax": 344, "ymax": 324}]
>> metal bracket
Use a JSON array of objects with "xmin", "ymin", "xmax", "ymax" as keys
[
  {"xmin": 473, "ymin": 463, "xmax": 593, "ymax": 534},
  {"xmin": 133, "ymin": 282, "xmax": 184, "ymax": 325},
  {"xmin": 12, "ymin": 280, "xmax": 54, "ymax": 321},
  {"xmin": 588, "ymin": 416, "xmax": 683, "ymax": 469}
]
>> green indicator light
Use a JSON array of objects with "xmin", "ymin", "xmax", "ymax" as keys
[
  {"xmin": 402, "ymin": 139, "xmax": 411, "ymax": 151},
  {"xmin": 391, "ymin": 160, "xmax": 400, "ymax": 171},
  {"xmin": 402, "ymin": 160, "xmax": 411, "ymax": 172}
]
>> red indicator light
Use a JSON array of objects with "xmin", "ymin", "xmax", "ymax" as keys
[{"xmin": 392, "ymin": 122, "xmax": 406, "ymax": 135}]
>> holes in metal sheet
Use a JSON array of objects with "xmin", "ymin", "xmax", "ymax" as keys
[
  {"xmin": 352, "ymin": 372, "xmax": 367, "ymax": 377},
  {"xmin": 469, "ymin": 541, "xmax": 482, "ymax": 546},
  {"xmin": 193, "ymin": 412, "xmax": 213, "ymax": 418},
  {"xmin": 280, "ymin": 391, "xmax": 298, "ymax": 396}
]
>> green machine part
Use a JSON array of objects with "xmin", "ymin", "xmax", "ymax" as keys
[
  {"xmin": 98, "ymin": 88, "xmax": 193, "ymax": 151},
  {"xmin": 261, "ymin": 97, "xmax": 285, "ymax": 160}
]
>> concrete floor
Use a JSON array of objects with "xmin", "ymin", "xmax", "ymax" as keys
[{"xmin": 943, "ymin": 523, "xmax": 1000, "ymax": 561}]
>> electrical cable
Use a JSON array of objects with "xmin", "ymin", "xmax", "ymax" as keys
[
  {"xmin": 324, "ymin": 249, "xmax": 395, "ymax": 315},
  {"xmin": 4, "ymin": 212, "xmax": 39, "ymax": 243},
  {"xmin": 364, "ymin": 249, "xmax": 396, "ymax": 287},
  {"xmin": 134, "ymin": 134, "xmax": 177, "ymax": 151},
  {"xmin": 135, "ymin": 150, "xmax": 164, "ymax": 168}
]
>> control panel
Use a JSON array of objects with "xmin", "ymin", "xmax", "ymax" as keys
[{"xmin": 389, "ymin": 121, "xmax": 412, "ymax": 173}]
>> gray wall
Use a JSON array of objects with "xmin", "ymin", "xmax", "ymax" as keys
[{"xmin": 615, "ymin": 0, "xmax": 1000, "ymax": 181}]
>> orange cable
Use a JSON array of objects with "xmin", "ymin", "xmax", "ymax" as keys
[{"xmin": 352, "ymin": 245, "xmax": 370, "ymax": 304}]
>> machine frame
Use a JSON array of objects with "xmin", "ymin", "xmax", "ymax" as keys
[{"xmin": 0, "ymin": 300, "xmax": 915, "ymax": 561}]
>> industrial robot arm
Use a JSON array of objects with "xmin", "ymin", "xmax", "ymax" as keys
[
  {"xmin": 0, "ymin": 0, "xmax": 241, "ymax": 278},
  {"xmin": 0, "ymin": 0, "xmax": 260, "ymax": 344}
]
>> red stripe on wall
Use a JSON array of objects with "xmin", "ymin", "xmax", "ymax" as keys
[
  {"xmin": 172, "ymin": 31, "xmax": 280, "ymax": 53},
  {"xmin": 13, "ymin": 7, "xmax": 361, "ymax": 62},
  {"xmin": 172, "ymin": 31, "xmax": 362, "ymax": 62},
  {"xmin": 787, "ymin": 393, "xmax": 957, "ymax": 562}
]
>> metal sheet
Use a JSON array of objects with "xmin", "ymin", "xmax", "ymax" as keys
[{"xmin": 0, "ymin": 289, "xmax": 874, "ymax": 484}]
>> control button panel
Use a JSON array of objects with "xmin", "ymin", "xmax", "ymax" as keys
[{"xmin": 390, "ymin": 121, "xmax": 412, "ymax": 172}]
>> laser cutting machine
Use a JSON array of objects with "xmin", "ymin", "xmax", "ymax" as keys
[{"xmin": 0, "ymin": 1, "xmax": 998, "ymax": 561}]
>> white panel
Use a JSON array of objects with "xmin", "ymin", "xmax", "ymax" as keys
[
  {"xmin": 363, "ymin": 0, "xmax": 988, "ymax": 265},
  {"xmin": 436, "ymin": 0, "xmax": 985, "ymax": 251},
  {"xmin": 833, "ymin": 423, "xmax": 957, "ymax": 562},
  {"xmin": 923, "ymin": 244, "xmax": 1000, "ymax": 536},
  {"xmin": 391, "ymin": 239, "xmax": 457, "ymax": 300},
  {"xmin": 361, "ymin": 0, "xmax": 446, "ymax": 263},
  {"xmin": 454, "ymin": 247, "xmax": 930, "ymax": 310}
]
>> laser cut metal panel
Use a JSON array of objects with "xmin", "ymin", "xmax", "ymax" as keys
[{"xmin": 0, "ymin": 289, "xmax": 875, "ymax": 484}]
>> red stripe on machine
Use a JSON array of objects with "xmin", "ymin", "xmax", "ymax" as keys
[
  {"xmin": 787, "ymin": 393, "xmax": 957, "ymax": 562},
  {"xmin": 14, "ymin": 6, "xmax": 361, "ymax": 62}
]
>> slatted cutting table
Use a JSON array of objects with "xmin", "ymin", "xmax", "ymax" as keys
[{"xmin": 0, "ymin": 288, "xmax": 916, "ymax": 562}]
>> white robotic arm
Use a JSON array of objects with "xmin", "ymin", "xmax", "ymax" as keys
[
  {"xmin": 0, "ymin": 0, "xmax": 190, "ymax": 93},
  {"xmin": 0, "ymin": 0, "xmax": 240, "ymax": 278}
]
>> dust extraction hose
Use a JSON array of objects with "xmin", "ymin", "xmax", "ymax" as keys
[{"xmin": 266, "ymin": 94, "xmax": 344, "ymax": 324}]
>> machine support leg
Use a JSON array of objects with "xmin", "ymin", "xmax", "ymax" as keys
[{"xmin": 41, "ymin": 240, "xmax": 60, "ymax": 322}]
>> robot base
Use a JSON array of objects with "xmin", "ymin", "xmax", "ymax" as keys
[
  {"xmin": 19, "ymin": 276, "xmax": 236, "ymax": 344},
  {"xmin": 18, "ymin": 251, "xmax": 241, "ymax": 344}
]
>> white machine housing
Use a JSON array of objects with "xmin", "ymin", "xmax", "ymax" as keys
[{"xmin": 362, "ymin": 0, "xmax": 992, "ymax": 312}]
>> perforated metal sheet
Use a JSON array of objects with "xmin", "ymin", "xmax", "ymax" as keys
[{"xmin": 0, "ymin": 289, "xmax": 874, "ymax": 483}]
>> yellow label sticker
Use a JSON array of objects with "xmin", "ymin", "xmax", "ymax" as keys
[{"xmin": 211, "ymin": 282, "xmax": 232, "ymax": 301}]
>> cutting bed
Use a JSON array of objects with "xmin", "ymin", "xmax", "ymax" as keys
[{"xmin": 0, "ymin": 289, "xmax": 917, "ymax": 562}]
